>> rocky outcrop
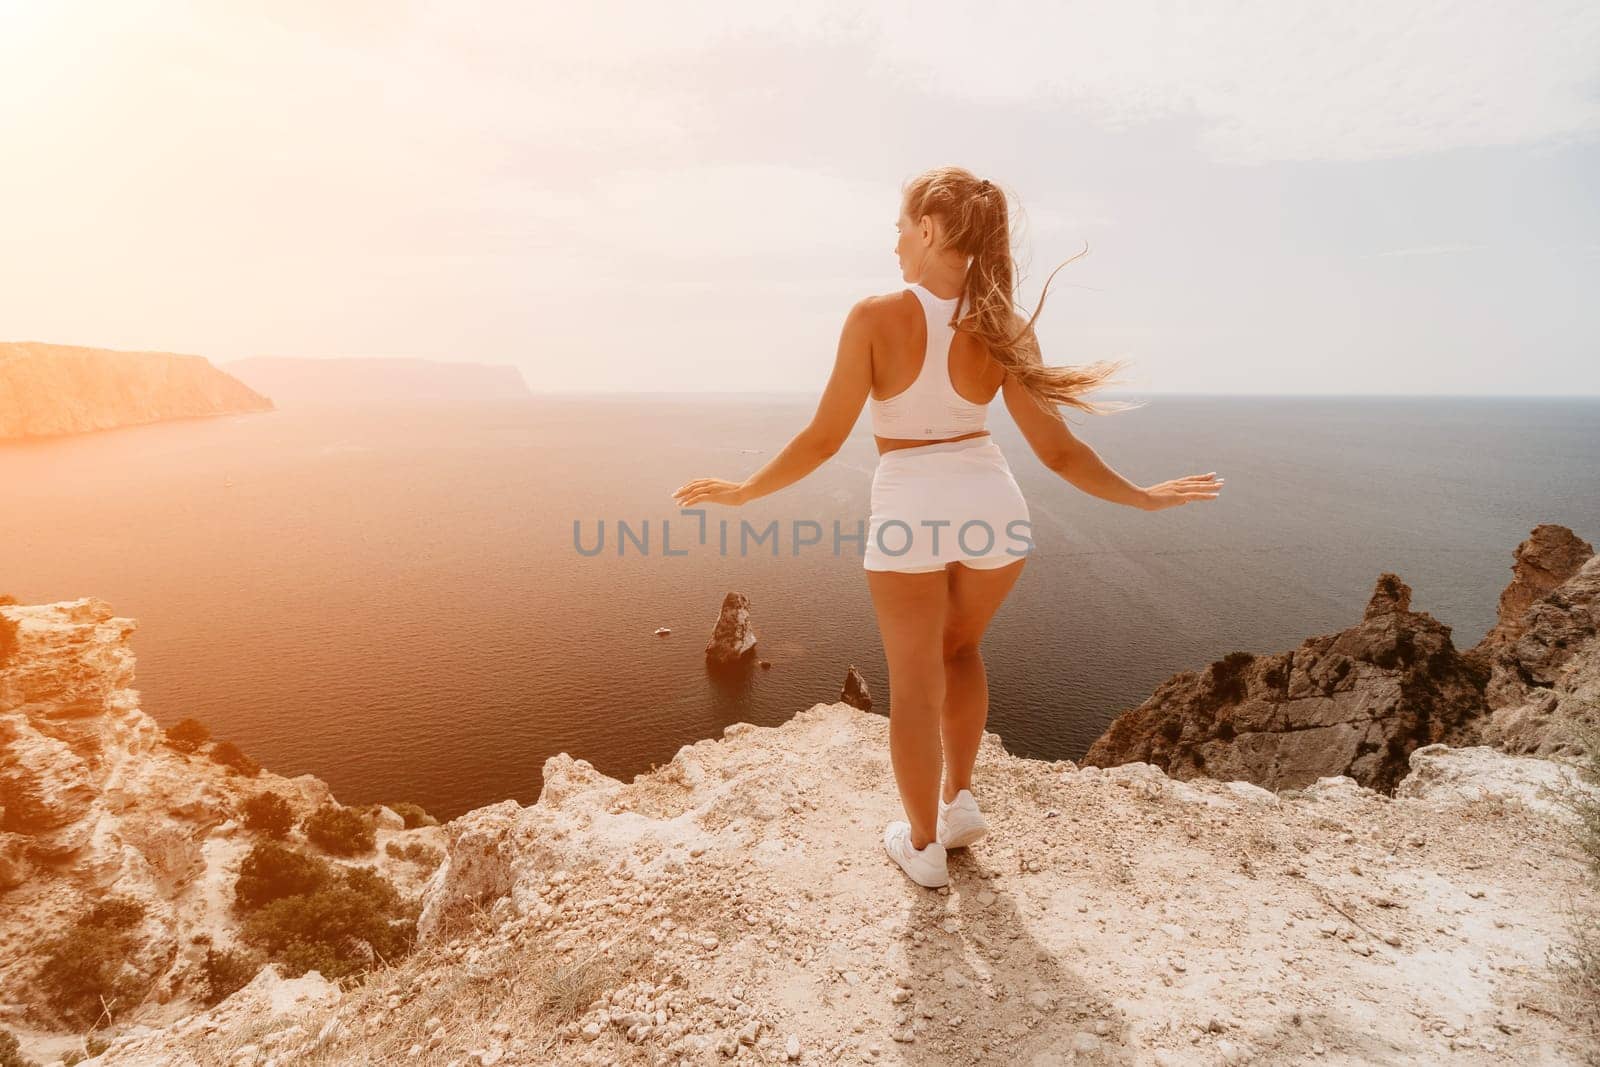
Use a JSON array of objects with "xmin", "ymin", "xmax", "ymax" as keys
[
  {"xmin": 839, "ymin": 665, "xmax": 873, "ymax": 711},
  {"xmin": 1083, "ymin": 526, "xmax": 1600, "ymax": 793},
  {"xmin": 223, "ymin": 356, "xmax": 531, "ymax": 409},
  {"xmin": 1474, "ymin": 552, "xmax": 1600, "ymax": 758},
  {"xmin": 1395, "ymin": 743, "xmax": 1590, "ymax": 819},
  {"xmin": 1468, "ymin": 524, "xmax": 1594, "ymax": 670},
  {"xmin": 0, "ymin": 342, "xmax": 273, "ymax": 440},
  {"xmin": 78, "ymin": 703, "xmax": 1598, "ymax": 1067},
  {"xmin": 703, "ymin": 592, "xmax": 758, "ymax": 665},
  {"xmin": 414, "ymin": 799, "xmax": 524, "ymax": 943},
  {"xmin": 0, "ymin": 599, "xmax": 441, "ymax": 1045},
  {"xmin": 1082, "ymin": 573, "xmax": 1488, "ymax": 792}
]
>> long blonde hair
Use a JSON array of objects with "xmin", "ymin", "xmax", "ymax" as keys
[{"xmin": 902, "ymin": 166, "xmax": 1142, "ymax": 418}]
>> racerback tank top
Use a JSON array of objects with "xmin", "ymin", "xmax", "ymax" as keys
[{"xmin": 869, "ymin": 283, "xmax": 989, "ymax": 440}]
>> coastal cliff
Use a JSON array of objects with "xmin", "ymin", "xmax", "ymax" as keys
[
  {"xmin": 1, "ymin": 529, "xmax": 1597, "ymax": 1064},
  {"xmin": 0, "ymin": 599, "xmax": 444, "ymax": 1062},
  {"xmin": 0, "ymin": 343, "xmax": 274, "ymax": 441}
]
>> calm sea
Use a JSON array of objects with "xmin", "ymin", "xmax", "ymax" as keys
[{"xmin": 3, "ymin": 396, "xmax": 1596, "ymax": 821}]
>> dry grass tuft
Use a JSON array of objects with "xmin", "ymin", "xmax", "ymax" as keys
[{"xmin": 522, "ymin": 941, "xmax": 637, "ymax": 1023}]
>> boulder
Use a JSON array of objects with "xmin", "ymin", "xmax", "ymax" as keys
[
  {"xmin": 1396, "ymin": 743, "xmax": 1594, "ymax": 820},
  {"xmin": 415, "ymin": 799, "xmax": 524, "ymax": 942}
]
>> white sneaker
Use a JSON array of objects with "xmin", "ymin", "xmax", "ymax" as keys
[
  {"xmin": 937, "ymin": 789, "xmax": 988, "ymax": 849},
  {"xmin": 883, "ymin": 820, "xmax": 948, "ymax": 888}
]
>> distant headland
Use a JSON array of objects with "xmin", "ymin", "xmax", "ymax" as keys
[{"xmin": 0, "ymin": 342, "xmax": 273, "ymax": 441}]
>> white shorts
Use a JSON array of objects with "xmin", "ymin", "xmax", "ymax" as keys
[{"xmin": 863, "ymin": 435, "xmax": 1032, "ymax": 574}]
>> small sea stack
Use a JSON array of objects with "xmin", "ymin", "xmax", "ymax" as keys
[
  {"xmin": 704, "ymin": 592, "xmax": 758, "ymax": 666},
  {"xmin": 840, "ymin": 665, "xmax": 872, "ymax": 711}
]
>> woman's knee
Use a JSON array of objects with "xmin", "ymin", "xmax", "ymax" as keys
[
  {"xmin": 941, "ymin": 635, "xmax": 983, "ymax": 662},
  {"xmin": 887, "ymin": 683, "xmax": 946, "ymax": 720}
]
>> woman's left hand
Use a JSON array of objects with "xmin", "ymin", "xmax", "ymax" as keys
[{"xmin": 672, "ymin": 478, "xmax": 748, "ymax": 507}]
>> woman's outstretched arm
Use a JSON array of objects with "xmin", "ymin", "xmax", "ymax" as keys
[
  {"xmin": 672, "ymin": 299, "xmax": 873, "ymax": 509},
  {"xmin": 1000, "ymin": 371, "xmax": 1223, "ymax": 511}
]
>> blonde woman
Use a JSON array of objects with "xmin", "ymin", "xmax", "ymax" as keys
[{"xmin": 672, "ymin": 167, "xmax": 1223, "ymax": 888}]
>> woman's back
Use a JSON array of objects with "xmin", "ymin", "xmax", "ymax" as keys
[{"xmin": 869, "ymin": 283, "xmax": 1006, "ymax": 441}]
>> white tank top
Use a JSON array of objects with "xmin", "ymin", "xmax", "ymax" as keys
[{"xmin": 869, "ymin": 283, "xmax": 990, "ymax": 440}]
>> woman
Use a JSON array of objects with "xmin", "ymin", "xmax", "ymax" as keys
[{"xmin": 671, "ymin": 166, "xmax": 1223, "ymax": 888}]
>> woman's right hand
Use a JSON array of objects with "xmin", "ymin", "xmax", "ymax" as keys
[{"xmin": 1139, "ymin": 473, "xmax": 1225, "ymax": 510}]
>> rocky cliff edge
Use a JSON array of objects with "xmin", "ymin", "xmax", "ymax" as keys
[{"xmin": 1, "ymin": 588, "xmax": 1597, "ymax": 1065}]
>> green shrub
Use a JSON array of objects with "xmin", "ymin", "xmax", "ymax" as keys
[
  {"xmin": 0, "ymin": 1027, "xmax": 38, "ymax": 1067},
  {"xmin": 241, "ymin": 791, "xmax": 294, "ymax": 839},
  {"xmin": 164, "ymin": 718, "xmax": 211, "ymax": 754},
  {"xmin": 240, "ymin": 864, "xmax": 415, "ymax": 980},
  {"xmin": 209, "ymin": 740, "xmax": 260, "ymax": 777},
  {"xmin": 83, "ymin": 897, "xmax": 145, "ymax": 931},
  {"xmin": 200, "ymin": 945, "xmax": 263, "ymax": 1006},
  {"xmin": 34, "ymin": 895, "xmax": 149, "ymax": 1027},
  {"xmin": 388, "ymin": 802, "xmax": 438, "ymax": 829},
  {"xmin": 340, "ymin": 863, "xmax": 402, "ymax": 910},
  {"xmin": 234, "ymin": 841, "xmax": 334, "ymax": 912},
  {"xmin": 385, "ymin": 839, "xmax": 445, "ymax": 870},
  {"xmin": 302, "ymin": 803, "xmax": 375, "ymax": 857}
]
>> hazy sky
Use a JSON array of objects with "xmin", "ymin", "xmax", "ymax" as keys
[{"xmin": 2, "ymin": 1, "xmax": 1596, "ymax": 394}]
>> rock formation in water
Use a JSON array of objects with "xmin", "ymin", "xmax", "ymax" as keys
[
  {"xmin": 704, "ymin": 592, "xmax": 758, "ymax": 665},
  {"xmin": 0, "ymin": 342, "xmax": 273, "ymax": 440},
  {"xmin": 1083, "ymin": 526, "xmax": 1598, "ymax": 793},
  {"xmin": 840, "ymin": 665, "xmax": 873, "ymax": 711},
  {"xmin": 222, "ymin": 356, "xmax": 532, "ymax": 409}
]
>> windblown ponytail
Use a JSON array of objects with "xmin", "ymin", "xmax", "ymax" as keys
[{"xmin": 902, "ymin": 167, "xmax": 1142, "ymax": 418}]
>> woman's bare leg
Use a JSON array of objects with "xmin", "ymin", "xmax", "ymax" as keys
[
  {"xmin": 865, "ymin": 567, "xmax": 949, "ymax": 850},
  {"xmin": 940, "ymin": 558, "xmax": 1026, "ymax": 802}
]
